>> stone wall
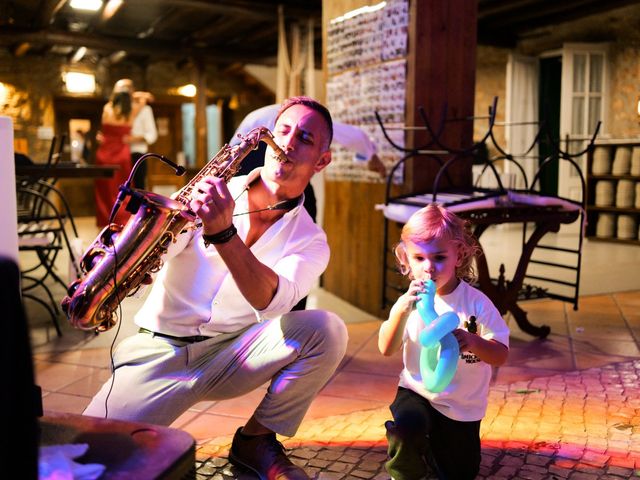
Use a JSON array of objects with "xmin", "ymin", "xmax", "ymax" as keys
[
  {"xmin": 0, "ymin": 51, "xmax": 61, "ymax": 161},
  {"xmin": 475, "ymin": 46, "xmax": 509, "ymax": 155},
  {"xmin": 609, "ymin": 42, "xmax": 640, "ymax": 138},
  {"xmin": 474, "ymin": 32, "xmax": 640, "ymax": 151}
]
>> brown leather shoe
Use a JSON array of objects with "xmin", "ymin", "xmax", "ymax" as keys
[{"xmin": 229, "ymin": 427, "xmax": 310, "ymax": 480}]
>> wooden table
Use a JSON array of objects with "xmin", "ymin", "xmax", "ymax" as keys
[
  {"xmin": 15, "ymin": 163, "xmax": 119, "ymax": 178},
  {"xmin": 15, "ymin": 163, "xmax": 120, "ymax": 217}
]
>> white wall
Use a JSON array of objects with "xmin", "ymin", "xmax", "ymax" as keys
[
  {"xmin": 244, "ymin": 64, "xmax": 326, "ymax": 102},
  {"xmin": 0, "ymin": 116, "xmax": 18, "ymax": 263},
  {"xmin": 244, "ymin": 64, "xmax": 278, "ymax": 93}
]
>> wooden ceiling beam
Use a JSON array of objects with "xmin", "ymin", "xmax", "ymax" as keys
[
  {"xmin": 479, "ymin": 0, "xmax": 640, "ymax": 30},
  {"xmin": 36, "ymin": 0, "xmax": 67, "ymax": 28},
  {"xmin": 190, "ymin": 16, "xmax": 248, "ymax": 43},
  {"xmin": 129, "ymin": 0, "xmax": 320, "ymax": 21},
  {"xmin": 477, "ymin": 30, "xmax": 517, "ymax": 48},
  {"xmin": 477, "ymin": 0, "xmax": 542, "ymax": 20},
  {"xmin": 0, "ymin": 27, "xmax": 267, "ymax": 64},
  {"xmin": 236, "ymin": 25, "xmax": 279, "ymax": 47},
  {"xmin": 131, "ymin": 6, "xmax": 182, "ymax": 40}
]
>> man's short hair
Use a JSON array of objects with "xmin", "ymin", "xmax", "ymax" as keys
[{"xmin": 275, "ymin": 96, "xmax": 333, "ymax": 150}]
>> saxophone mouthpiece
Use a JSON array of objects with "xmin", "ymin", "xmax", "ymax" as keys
[
  {"xmin": 271, "ymin": 147, "xmax": 288, "ymax": 164},
  {"xmin": 241, "ymin": 126, "xmax": 289, "ymax": 164}
]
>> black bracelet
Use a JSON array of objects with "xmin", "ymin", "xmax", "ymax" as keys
[{"xmin": 202, "ymin": 224, "xmax": 237, "ymax": 247}]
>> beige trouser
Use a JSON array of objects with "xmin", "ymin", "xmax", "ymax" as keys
[{"xmin": 83, "ymin": 310, "xmax": 348, "ymax": 437}]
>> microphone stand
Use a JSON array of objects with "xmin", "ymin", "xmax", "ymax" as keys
[{"xmin": 107, "ymin": 153, "xmax": 186, "ymax": 226}]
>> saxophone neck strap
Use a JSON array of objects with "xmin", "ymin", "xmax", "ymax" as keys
[
  {"xmin": 233, "ymin": 174, "xmax": 303, "ymax": 216},
  {"xmin": 232, "ymin": 195, "xmax": 302, "ymax": 217}
]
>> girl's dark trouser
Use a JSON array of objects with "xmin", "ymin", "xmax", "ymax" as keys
[{"xmin": 385, "ymin": 387, "xmax": 481, "ymax": 480}]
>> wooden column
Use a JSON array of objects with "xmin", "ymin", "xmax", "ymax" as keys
[
  {"xmin": 321, "ymin": 0, "xmax": 478, "ymax": 318},
  {"xmin": 405, "ymin": 0, "xmax": 477, "ymax": 192}
]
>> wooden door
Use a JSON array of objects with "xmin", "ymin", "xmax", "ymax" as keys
[{"xmin": 53, "ymin": 96, "xmax": 104, "ymax": 216}]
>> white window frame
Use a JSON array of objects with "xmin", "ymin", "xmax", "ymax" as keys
[
  {"xmin": 559, "ymin": 43, "xmax": 610, "ymax": 201},
  {"xmin": 505, "ymin": 53, "xmax": 539, "ymax": 189}
]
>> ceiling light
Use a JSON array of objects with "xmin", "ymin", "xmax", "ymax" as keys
[
  {"xmin": 137, "ymin": 27, "xmax": 155, "ymax": 39},
  {"xmin": 177, "ymin": 84, "xmax": 197, "ymax": 97},
  {"xmin": 229, "ymin": 94, "xmax": 239, "ymax": 110},
  {"xmin": 108, "ymin": 50, "xmax": 127, "ymax": 64},
  {"xmin": 64, "ymin": 71, "xmax": 96, "ymax": 93},
  {"xmin": 69, "ymin": 21, "xmax": 90, "ymax": 31},
  {"xmin": 71, "ymin": 46, "xmax": 87, "ymax": 63},
  {"xmin": 51, "ymin": 45, "xmax": 74, "ymax": 54},
  {"xmin": 70, "ymin": 0, "xmax": 103, "ymax": 12},
  {"xmin": 0, "ymin": 83, "xmax": 8, "ymax": 106},
  {"xmin": 14, "ymin": 42, "xmax": 31, "ymax": 57},
  {"xmin": 102, "ymin": 0, "xmax": 123, "ymax": 20}
]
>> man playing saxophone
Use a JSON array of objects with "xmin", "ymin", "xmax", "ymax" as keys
[{"xmin": 83, "ymin": 97, "xmax": 348, "ymax": 480}]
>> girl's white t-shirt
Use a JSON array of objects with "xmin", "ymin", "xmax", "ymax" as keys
[{"xmin": 399, "ymin": 280, "xmax": 510, "ymax": 421}]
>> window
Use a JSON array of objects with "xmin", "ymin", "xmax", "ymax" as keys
[{"xmin": 559, "ymin": 43, "xmax": 609, "ymax": 201}]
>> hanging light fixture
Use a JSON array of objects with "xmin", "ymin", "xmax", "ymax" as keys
[
  {"xmin": 63, "ymin": 71, "xmax": 96, "ymax": 93},
  {"xmin": 102, "ymin": 0, "xmax": 123, "ymax": 20},
  {"xmin": 70, "ymin": 0, "xmax": 103, "ymax": 11},
  {"xmin": 70, "ymin": 46, "xmax": 87, "ymax": 63},
  {"xmin": 229, "ymin": 94, "xmax": 239, "ymax": 110},
  {"xmin": 0, "ymin": 82, "xmax": 8, "ymax": 107},
  {"xmin": 177, "ymin": 84, "xmax": 197, "ymax": 97},
  {"xmin": 108, "ymin": 50, "xmax": 127, "ymax": 64}
]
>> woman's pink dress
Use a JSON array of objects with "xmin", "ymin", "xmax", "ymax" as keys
[{"xmin": 95, "ymin": 123, "xmax": 132, "ymax": 227}]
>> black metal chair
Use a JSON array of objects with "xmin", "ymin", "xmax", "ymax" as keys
[
  {"xmin": 17, "ymin": 185, "xmax": 81, "ymax": 336},
  {"xmin": 16, "ymin": 136, "xmax": 80, "ymax": 336}
]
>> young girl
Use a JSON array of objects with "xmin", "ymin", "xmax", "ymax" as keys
[{"xmin": 379, "ymin": 203, "xmax": 509, "ymax": 480}]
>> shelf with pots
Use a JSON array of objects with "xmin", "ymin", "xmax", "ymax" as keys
[{"xmin": 586, "ymin": 140, "xmax": 640, "ymax": 244}]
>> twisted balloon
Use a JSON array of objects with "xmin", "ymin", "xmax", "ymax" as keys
[{"xmin": 416, "ymin": 279, "xmax": 460, "ymax": 393}]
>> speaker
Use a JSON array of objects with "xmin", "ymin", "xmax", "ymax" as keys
[{"xmin": 0, "ymin": 257, "xmax": 40, "ymax": 478}]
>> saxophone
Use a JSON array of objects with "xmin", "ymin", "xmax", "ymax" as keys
[{"xmin": 61, "ymin": 127, "xmax": 288, "ymax": 332}]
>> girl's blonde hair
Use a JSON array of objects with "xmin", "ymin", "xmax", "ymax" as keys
[{"xmin": 394, "ymin": 203, "xmax": 480, "ymax": 281}]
